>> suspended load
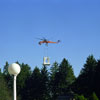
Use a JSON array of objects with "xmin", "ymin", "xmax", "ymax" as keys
[
  {"xmin": 37, "ymin": 37, "xmax": 60, "ymax": 66},
  {"xmin": 43, "ymin": 57, "xmax": 50, "ymax": 66}
]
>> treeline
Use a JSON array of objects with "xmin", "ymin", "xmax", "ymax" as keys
[{"xmin": 0, "ymin": 55, "xmax": 100, "ymax": 100}]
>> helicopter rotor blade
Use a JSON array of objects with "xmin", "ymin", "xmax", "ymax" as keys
[
  {"xmin": 42, "ymin": 37, "xmax": 47, "ymax": 40},
  {"xmin": 36, "ymin": 38, "xmax": 44, "ymax": 40}
]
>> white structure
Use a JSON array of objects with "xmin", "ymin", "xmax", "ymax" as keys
[
  {"xmin": 43, "ymin": 57, "xmax": 50, "ymax": 66},
  {"xmin": 8, "ymin": 63, "xmax": 21, "ymax": 100}
]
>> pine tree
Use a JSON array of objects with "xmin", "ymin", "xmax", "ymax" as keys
[
  {"xmin": 89, "ymin": 92, "xmax": 99, "ymax": 100},
  {"xmin": 75, "ymin": 94, "xmax": 87, "ymax": 100},
  {"xmin": 17, "ymin": 63, "xmax": 31, "ymax": 100},
  {"xmin": 3, "ymin": 62, "xmax": 13, "ymax": 90},
  {"xmin": 58, "ymin": 58, "xmax": 75, "ymax": 95},
  {"xmin": 50, "ymin": 61, "xmax": 59, "ymax": 79},
  {"xmin": 50, "ymin": 62, "xmax": 60, "ymax": 100},
  {"xmin": 24, "ymin": 66, "xmax": 42, "ymax": 100},
  {"xmin": 50, "ymin": 59, "xmax": 75, "ymax": 100},
  {"xmin": 73, "ymin": 55, "xmax": 97, "ymax": 97},
  {"xmin": 50, "ymin": 62, "xmax": 59, "ymax": 99},
  {"xmin": 40, "ymin": 65, "xmax": 50, "ymax": 100},
  {"xmin": 94, "ymin": 60, "xmax": 100, "ymax": 99},
  {"xmin": 0, "ymin": 68, "xmax": 12, "ymax": 100}
]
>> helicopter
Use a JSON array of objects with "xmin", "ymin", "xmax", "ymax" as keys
[{"xmin": 37, "ymin": 38, "xmax": 60, "ymax": 46}]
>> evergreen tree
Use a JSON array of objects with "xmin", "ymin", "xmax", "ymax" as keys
[
  {"xmin": 50, "ymin": 61, "xmax": 59, "ymax": 79},
  {"xmin": 3, "ymin": 62, "xmax": 13, "ymax": 90},
  {"xmin": 75, "ymin": 94, "xmax": 87, "ymax": 100},
  {"xmin": 40, "ymin": 65, "xmax": 50, "ymax": 100},
  {"xmin": 17, "ymin": 63, "xmax": 32, "ymax": 100},
  {"xmin": 94, "ymin": 60, "xmax": 100, "ymax": 99},
  {"xmin": 3, "ymin": 61, "xmax": 32, "ymax": 100},
  {"xmin": 0, "ymin": 68, "xmax": 12, "ymax": 100},
  {"xmin": 24, "ymin": 67, "xmax": 41, "ymax": 100},
  {"xmin": 50, "ymin": 62, "xmax": 59, "ymax": 99},
  {"xmin": 73, "ymin": 55, "xmax": 97, "ymax": 97},
  {"xmin": 50, "ymin": 59, "xmax": 75, "ymax": 100},
  {"xmin": 58, "ymin": 58, "xmax": 75, "ymax": 95},
  {"xmin": 89, "ymin": 92, "xmax": 99, "ymax": 100},
  {"xmin": 3, "ymin": 62, "xmax": 9, "ymax": 75}
]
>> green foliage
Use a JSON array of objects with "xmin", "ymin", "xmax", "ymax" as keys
[
  {"xmin": 17, "ymin": 63, "xmax": 32, "ymax": 100},
  {"xmin": 75, "ymin": 94, "xmax": 87, "ymax": 100},
  {"xmin": 72, "ymin": 55, "xmax": 97, "ymax": 97},
  {"xmin": 22, "ymin": 66, "xmax": 50, "ymax": 100},
  {"xmin": 0, "ymin": 72, "xmax": 11, "ymax": 100},
  {"xmin": 40, "ymin": 65, "xmax": 50, "ymax": 100},
  {"xmin": 0, "ymin": 68, "xmax": 2, "ymax": 75},
  {"xmin": 1, "ymin": 55, "xmax": 100, "ymax": 100},
  {"xmin": 94, "ymin": 60, "xmax": 100, "ymax": 98},
  {"xmin": 22, "ymin": 66, "xmax": 41, "ymax": 100},
  {"xmin": 50, "ymin": 61, "xmax": 59, "ymax": 79},
  {"xmin": 17, "ymin": 63, "xmax": 31, "ymax": 89},
  {"xmin": 50, "ymin": 61, "xmax": 59, "ymax": 99},
  {"xmin": 50, "ymin": 63, "xmax": 60, "ymax": 99},
  {"xmin": 88, "ymin": 92, "xmax": 99, "ymax": 100},
  {"xmin": 80, "ymin": 55, "xmax": 97, "ymax": 75},
  {"xmin": 3, "ymin": 61, "xmax": 9, "ymax": 75},
  {"xmin": 3, "ymin": 61, "xmax": 13, "ymax": 90},
  {"xmin": 50, "ymin": 59, "xmax": 75, "ymax": 100},
  {"xmin": 58, "ymin": 58, "xmax": 75, "ymax": 93}
]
